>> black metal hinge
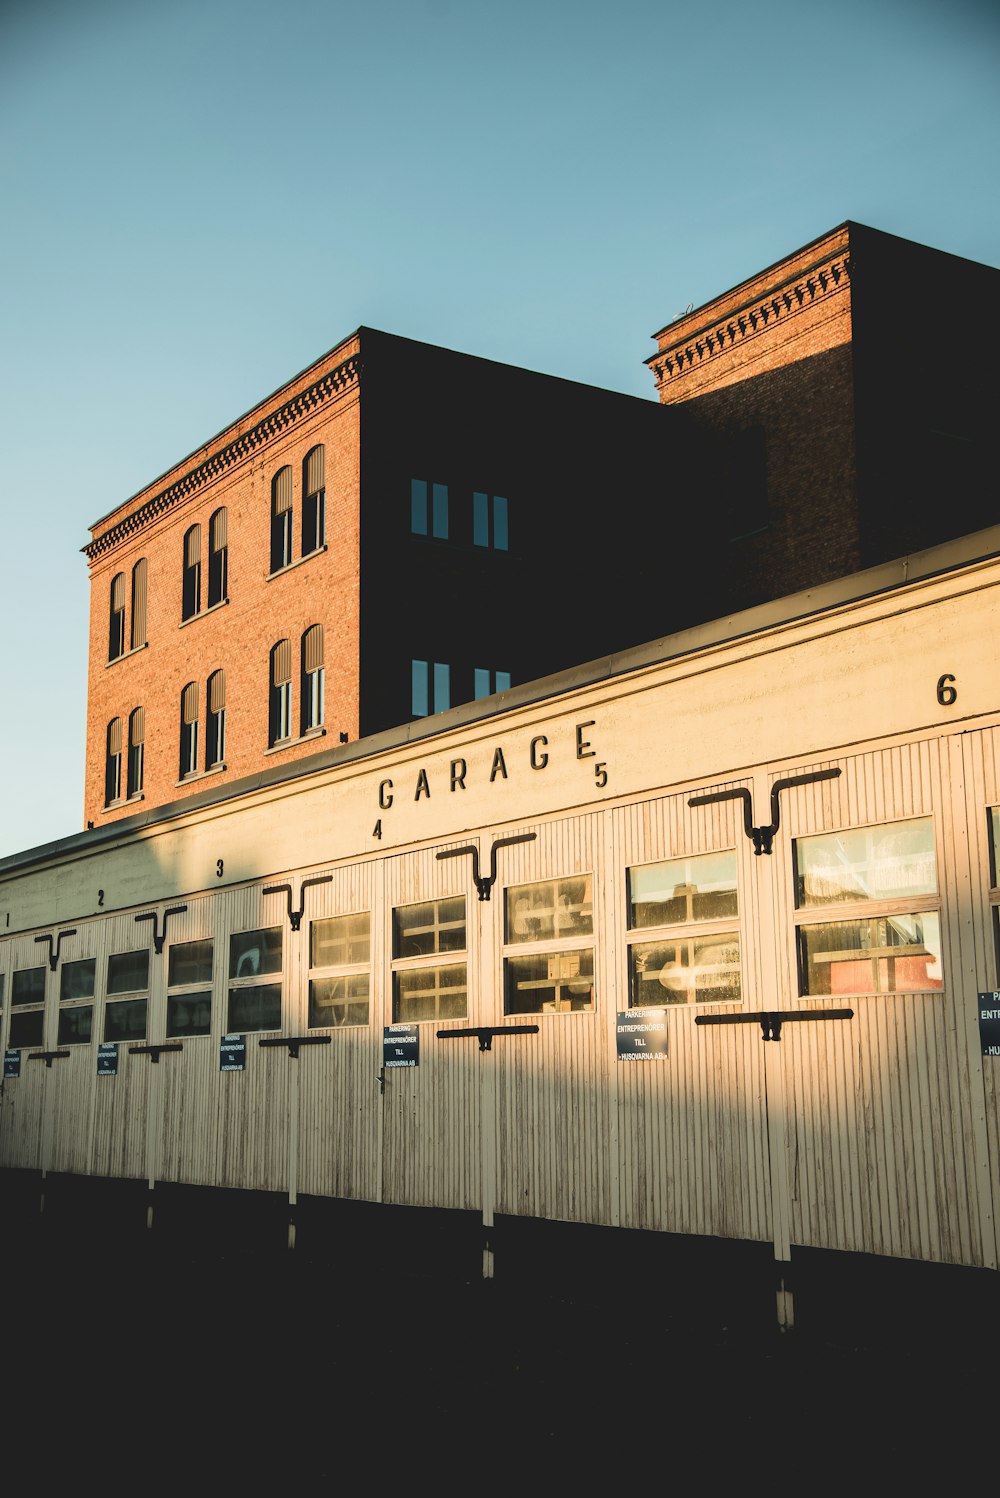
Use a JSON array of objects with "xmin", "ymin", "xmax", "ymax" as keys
[
  {"xmin": 689, "ymin": 769, "xmax": 841, "ymax": 855},
  {"xmin": 437, "ymin": 833, "xmax": 536, "ymax": 900},
  {"xmin": 263, "ymin": 876, "xmax": 334, "ymax": 931}
]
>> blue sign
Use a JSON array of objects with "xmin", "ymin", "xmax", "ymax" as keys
[
  {"xmin": 383, "ymin": 1024, "xmax": 419, "ymax": 1068},
  {"xmin": 220, "ymin": 1034, "xmax": 246, "ymax": 1072},
  {"xmin": 97, "ymin": 1042, "xmax": 118, "ymax": 1076},
  {"xmin": 616, "ymin": 1010, "xmax": 668, "ymax": 1061},
  {"xmin": 979, "ymin": 993, "xmax": 1000, "ymax": 1057},
  {"xmin": 4, "ymin": 1049, "xmax": 21, "ymax": 1079}
]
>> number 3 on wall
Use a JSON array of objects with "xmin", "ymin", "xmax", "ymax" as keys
[{"xmin": 936, "ymin": 674, "xmax": 957, "ymax": 706}]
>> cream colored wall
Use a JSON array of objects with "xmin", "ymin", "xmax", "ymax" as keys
[{"xmin": 1, "ymin": 548, "xmax": 998, "ymax": 1272}]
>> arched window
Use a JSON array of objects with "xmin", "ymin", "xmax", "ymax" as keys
[
  {"xmin": 182, "ymin": 525, "xmax": 202, "ymax": 621},
  {"xmin": 301, "ymin": 624, "xmax": 324, "ymax": 733},
  {"xmin": 108, "ymin": 573, "xmax": 125, "ymax": 661},
  {"xmin": 271, "ymin": 467, "xmax": 293, "ymax": 573},
  {"xmin": 302, "ymin": 446, "xmax": 325, "ymax": 556},
  {"xmin": 180, "ymin": 682, "xmax": 199, "ymax": 778},
  {"xmin": 130, "ymin": 559, "xmax": 148, "ymax": 649},
  {"xmin": 105, "ymin": 718, "xmax": 122, "ymax": 805},
  {"xmin": 207, "ymin": 669, "xmax": 226, "ymax": 767},
  {"xmin": 208, "ymin": 508, "xmax": 228, "ymax": 607},
  {"xmin": 127, "ymin": 707, "xmax": 145, "ymax": 797},
  {"xmin": 269, "ymin": 640, "xmax": 292, "ymax": 746}
]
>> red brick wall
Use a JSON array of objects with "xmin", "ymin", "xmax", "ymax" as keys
[{"xmin": 84, "ymin": 343, "xmax": 362, "ymax": 830}]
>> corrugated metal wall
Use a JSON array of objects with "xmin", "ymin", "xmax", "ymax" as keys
[{"xmin": 2, "ymin": 724, "xmax": 999, "ymax": 1274}]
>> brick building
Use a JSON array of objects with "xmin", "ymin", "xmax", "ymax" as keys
[
  {"xmin": 647, "ymin": 221, "xmax": 999, "ymax": 612},
  {"xmin": 84, "ymin": 223, "xmax": 999, "ymax": 832},
  {"xmin": 84, "ymin": 330, "xmax": 712, "ymax": 830}
]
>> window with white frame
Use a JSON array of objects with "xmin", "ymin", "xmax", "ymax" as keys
[
  {"xmin": 105, "ymin": 718, "xmax": 123, "ymax": 805},
  {"xmin": 271, "ymin": 467, "xmax": 293, "ymax": 572},
  {"xmin": 58, "ymin": 957, "xmax": 95, "ymax": 1045},
  {"xmin": 626, "ymin": 850, "xmax": 741, "ymax": 1007},
  {"xmin": 108, "ymin": 572, "xmax": 125, "ymax": 661},
  {"xmin": 208, "ymin": 509, "xmax": 228, "ymax": 607},
  {"xmin": 270, "ymin": 641, "xmax": 293, "ymax": 745},
  {"xmin": 301, "ymin": 625, "xmax": 324, "ymax": 733},
  {"xmin": 206, "ymin": 670, "xmax": 226, "ymax": 767},
  {"xmin": 503, "ymin": 873, "xmax": 595, "ymax": 1015},
  {"xmin": 9, "ymin": 965, "xmax": 45, "ymax": 1048},
  {"xmin": 391, "ymin": 896, "xmax": 467, "ymax": 1022},
  {"xmin": 308, "ymin": 912, "xmax": 370, "ymax": 1028},
  {"xmin": 131, "ymin": 558, "xmax": 148, "ymax": 648},
  {"xmin": 228, "ymin": 927, "xmax": 282, "ymax": 1032},
  {"xmin": 127, "ymin": 707, "xmax": 144, "ymax": 798},
  {"xmin": 182, "ymin": 524, "xmax": 201, "ymax": 621},
  {"xmin": 302, "ymin": 446, "xmax": 325, "ymax": 556},
  {"xmin": 167, "ymin": 938, "xmax": 213, "ymax": 1038},
  {"xmin": 180, "ymin": 682, "xmax": 199, "ymax": 777},
  {"xmin": 793, "ymin": 817, "xmax": 942, "ymax": 996},
  {"xmin": 104, "ymin": 948, "xmax": 149, "ymax": 1041}
]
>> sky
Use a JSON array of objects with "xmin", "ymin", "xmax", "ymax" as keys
[{"xmin": 0, "ymin": 0, "xmax": 998, "ymax": 860}]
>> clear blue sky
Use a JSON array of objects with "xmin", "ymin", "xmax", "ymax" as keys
[{"xmin": 1, "ymin": 0, "xmax": 997, "ymax": 860}]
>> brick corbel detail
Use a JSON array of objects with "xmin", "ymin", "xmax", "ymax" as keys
[
  {"xmin": 84, "ymin": 354, "xmax": 362, "ymax": 560},
  {"xmin": 648, "ymin": 255, "xmax": 851, "ymax": 391}
]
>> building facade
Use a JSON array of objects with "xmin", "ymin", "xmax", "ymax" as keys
[
  {"xmin": 6, "ymin": 525, "xmax": 1000, "ymax": 1326},
  {"xmin": 84, "ymin": 329, "xmax": 713, "ymax": 831}
]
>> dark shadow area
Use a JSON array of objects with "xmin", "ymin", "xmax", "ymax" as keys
[{"xmin": 2, "ymin": 1172, "xmax": 994, "ymax": 1487}]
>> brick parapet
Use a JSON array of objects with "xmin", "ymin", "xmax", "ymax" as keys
[
  {"xmin": 647, "ymin": 225, "xmax": 853, "ymax": 402},
  {"xmin": 85, "ymin": 331, "xmax": 363, "ymax": 561}
]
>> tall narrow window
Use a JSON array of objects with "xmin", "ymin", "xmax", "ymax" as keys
[
  {"xmin": 269, "ymin": 640, "xmax": 292, "ymax": 745},
  {"xmin": 504, "ymin": 874, "xmax": 595, "ymax": 1015},
  {"xmin": 167, "ymin": 938, "xmax": 213, "ymax": 1038},
  {"xmin": 127, "ymin": 707, "xmax": 144, "ymax": 798},
  {"xmin": 411, "ymin": 660, "xmax": 450, "ymax": 717},
  {"xmin": 473, "ymin": 492, "xmax": 509, "ymax": 550},
  {"xmin": 392, "ymin": 897, "xmax": 467, "ymax": 1022},
  {"xmin": 228, "ymin": 928, "xmax": 283, "ymax": 1033},
  {"xmin": 182, "ymin": 525, "xmax": 201, "ymax": 621},
  {"xmin": 474, "ymin": 668, "xmax": 512, "ymax": 699},
  {"xmin": 130, "ymin": 558, "xmax": 148, "ymax": 649},
  {"xmin": 59, "ymin": 957, "xmax": 95, "ymax": 1046},
  {"xmin": 108, "ymin": 573, "xmax": 125, "ymax": 661},
  {"xmin": 206, "ymin": 670, "xmax": 226, "ymax": 767},
  {"xmin": 308, "ymin": 913, "xmax": 370, "ymax": 1028},
  {"xmin": 301, "ymin": 625, "xmax": 325, "ymax": 733},
  {"xmin": 271, "ymin": 467, "xmax": 293, "ymax": 572},
  {"xmin": 180, "ymin": 682, "xmax": 199, "ymax": 778},
  {"xmin": 302, "ymin": 447, "xmax": 325, "ymax": 556},
  {"xmin": 105, "ymin": 718, "xmax": 122, "ymax": 805},
  {"xmin": 105, "ymin": 948, "xmax": 149, "ymax": 1042},
  {"xmin": 410, "ymin": 480, "xmax": 448, "ymax": 539},
  {"xmin": 208, "ymin": 508, "xmax": 228, "ymax": 607},
  {"xmin": 9, "ymin": 965, "xmax": 46, "ymax": 1049}
]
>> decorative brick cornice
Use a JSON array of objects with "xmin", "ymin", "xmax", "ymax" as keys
[
  {"xmin": 648, "ymin": 254, "xmax": 851, "ymax": 389},
  {"xmin": 84, "ymin": 353, "xmax": 362, "ymax": 561}
]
